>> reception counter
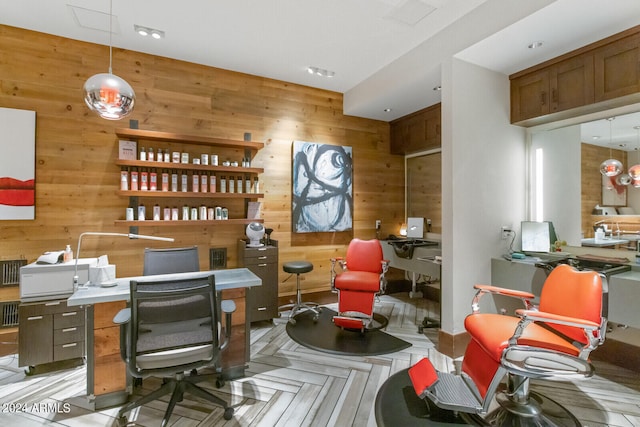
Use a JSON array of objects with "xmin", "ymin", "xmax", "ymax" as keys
[{"xmin": 67, "ymin": 268, "xmax": 261, "ymax": 410}]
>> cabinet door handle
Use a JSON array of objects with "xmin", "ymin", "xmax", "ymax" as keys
[
  {"xmin": 62, "ymin": 327, "xmax": 77, "ymax": 333},
  {"xmin": 540, "ymin": 92, "xmax": 547, "ymax": 106},
  {"xmin": 62, "ymin": 343, "xmax": 77, "ymax": 348},
  {"xmin": 62, "ymin": 312, "xmax": 77, "ymax": 317},
  {"xmin": 27, "ymin": 316, "xmax": 43, "ymax": 321},
  {"xmin": 257, "ymin": 307, "xmax": 267, "ymax": 311},
  {"xmin": 551, "ymin": 88, "xmax": 558, "ymax": 103}
]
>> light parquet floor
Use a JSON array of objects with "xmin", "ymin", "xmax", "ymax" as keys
[{"xmin": 0, "ymin": 293, "xmax": 638, "ymax": 426}]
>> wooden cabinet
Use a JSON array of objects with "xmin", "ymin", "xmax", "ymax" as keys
[
  {"xmin": 237, "ymin": 240, "xmax": 278, "ymax": 322},
  {"xmin": 510, "ymin": 26, "xmax": 640, "ymax": 125},
  {"xmin": 390, "ymin": 104, "xmax": 441, "ymax": 155},
  {"xmin": 594, "ymin": 32, "xmax": 640, "ymax": 102},
  {"xmin": 114, "ymin": 128, "xmax": 264, "ymax": 227},
  {"xmin": 511, "ymin": 54, "xmax": 594, "ymax": 123},
  {"xmin": 19, "ymin": 299, "xmax": 85, "ymax": 373}
]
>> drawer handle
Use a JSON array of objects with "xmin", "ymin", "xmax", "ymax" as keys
[
  {"xmin": 62, "ymin": 343, "xmax": 77, "ymax": 348},
  {"xmin": 258, "ymin": 256, "xmax": 268, "ymax": 260},
  {"xmin": 258, "ymin": 263, "xmax": 268, "ymax": 267},
  {"xmin": 62, "ymin": 327, "xmax": 77, "ymax": 333},
  {"xmin": 62, "ymin": 312, "xmax": 77, "ymax": 317},
  {"xmin": 258, "ymin": 248, "xmax": 267, "ymax": 251},
  {"xmin": 257, "ymin": 307, "xmax": 267, "ymax": 311},
  {"xmin": 45, "ymin": 301, "xmax": 61, "ymax": 306},
  {"xmin": 27, "ymin": 316, "xmax": 43, "ymax": 321}
]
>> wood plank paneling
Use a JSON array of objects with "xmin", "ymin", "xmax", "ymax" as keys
[{"xmin": 0, "ymin": 25, "xmax": 404, "ymax": 301}]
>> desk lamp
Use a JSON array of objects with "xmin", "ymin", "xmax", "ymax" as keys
[{"xmin": 73, "ymin": 232, "xmax": 174, "ymax": 288}]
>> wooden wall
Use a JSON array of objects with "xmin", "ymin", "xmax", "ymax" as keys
[{"xmin": 0, "ymin": 25, "xmax": 404, "ymax": 297}]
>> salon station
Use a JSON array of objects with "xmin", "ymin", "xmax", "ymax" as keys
[{"xmin": 2, "ymin": 1, "xmax": 640, "ymax": 426}]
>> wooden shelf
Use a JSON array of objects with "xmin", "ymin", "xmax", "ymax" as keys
[
  {"xmin": 117, "ymin": 190, "xmax": 263, "ymax": 199},
  {"xmin": 115, "ymin": 219, "xmax": 262, "ymax": 226},
  {"xmin": 114, "ymin": 159, "xmax": 264, "ymax": 174},
  {"xmin": 116, "ymin": 128, "xmax": 264, "ymax": 150}
]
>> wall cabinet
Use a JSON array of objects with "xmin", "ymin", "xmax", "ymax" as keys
[
  {"xmin": 237, "ymin": 239, "xmax": 278, "ymax": 322},
  {"xmin": 390, "ymin": 103, "xmax": 441, "ymax": 155},
  {"xmin": 18, "ymin": 299, "xmax": 85, "ymax": 373},
  {"xmin": 510, "ymin": 26, "xmax": 640, "ymax": 125},
  {"xmin": 114, "ymin": 128, "xmax": 264, "ymax": 227}
]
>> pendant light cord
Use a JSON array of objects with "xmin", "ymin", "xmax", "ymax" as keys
[{"xmin": 108, "ymin": 0, "xmax": 113, "ymax": 74}]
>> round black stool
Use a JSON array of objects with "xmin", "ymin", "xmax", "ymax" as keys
[{"xmin": 279, "ymin": 261, "xmax": 319, "ymax": 325}]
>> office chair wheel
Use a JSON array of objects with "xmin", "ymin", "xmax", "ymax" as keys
[
  {"xmin": 224, "ymin": 407, "xmax": 234, "ymax": 420},
  {"xmin": 216, "ymin": 378, "xmax": 225, "ymax": 388},
  {"xmin": 116, "ymin": 415, "xmax": 128, "ymax": 426}
]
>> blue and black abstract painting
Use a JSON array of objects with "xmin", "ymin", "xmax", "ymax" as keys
[{"xmin": 292, "ymin": 141, "xmax": 353, "ymax": 233}]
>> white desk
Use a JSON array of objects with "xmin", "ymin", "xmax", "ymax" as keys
[{"xmin": 67, "ymin": 268, "xmax": 261, "ymax": 410}]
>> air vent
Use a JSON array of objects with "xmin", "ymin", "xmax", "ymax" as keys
[
  {"xmin": 209, "ymin": 248, "xmax": 227, "ymax": 270},
  {"xmin": 1, "ymin": 301, "xmax": 19, "ymax": 328},
  {"xmin": 1, "ymin": 260, "xmax": 26, "ymax": 287}
]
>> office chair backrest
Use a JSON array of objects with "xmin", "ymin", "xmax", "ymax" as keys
[
  {"xmin": 143, "ymin": 246, "xmax": 200, "ymax": 275},
  {"xmin": 345, "ymin": 238, "xmax": 383, "ymax": 273},
  {"xmin": 538, "ymin": 264, "xmax": 603, "ymax": 345},
  {"xmin": 129, "ymin": 275, "xmax": 218, "ymax": 375}
]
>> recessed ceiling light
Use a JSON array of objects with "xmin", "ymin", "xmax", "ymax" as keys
[
  {"xmin": 383, "ymin": 108, "xmax": 392, "ymax": 112},
  {"xmin": 307, "ymin": 66, "xmax": 335, "ymax": 78},
  {"xmin": 433, "ymin": 85, "xmax": 441, "ymax": 91},
  {"xmin": 592, "ymin": 136, "xmax": 601, "ymax": 140},
  {"xmin": 528, "ymin": 41, "xmax": 543, "ymax": 49},
  {"xmin": 134, "ymin": 24, "xmax": 164, "ymax": 39}
]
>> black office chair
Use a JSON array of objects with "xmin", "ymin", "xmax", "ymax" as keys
[
  {"xmin": 114, "ymin": 274, "xmax": 235, "ymax": 426},
  {"xmin": 143, "ymin": 246, "xmax": 200, "ymax": 276}
]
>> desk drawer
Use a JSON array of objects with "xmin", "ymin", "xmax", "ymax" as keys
[
  {"xmin": 54, "ymin": 325, "xmax": 85, "ymax": 345},
  {"xmin": 54, "ymin": 341, "xmax": 84, "ymax": 361},
  {"xmin": 242, "ymin": 247, "xmax": 277, "ymax": 261},
  {"xmin": 54, "ymin": 310, "xmax": 84, "ymax": 329},
  {"xmin": 20, "ymin": 300, "xmax": 69, "ymax": 316}
]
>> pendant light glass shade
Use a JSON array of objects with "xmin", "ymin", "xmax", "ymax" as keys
[
  {"xmin": 600, "ymin": 117, "xmax": 621, "ymax": 177},
  {"xmin": 82, "ymin": 0, "xmax": 135, "ymax": 120},
  {"xmin": 616, "ymin": 173, "xmax": 631, "ymax": 186},
  {"xmin": 600, "ymin": 158, "xmax": 623, "ymax": 176},
  {"xmin": 83, "ymin": 73, "xmax": 135, "ymax": 120}
]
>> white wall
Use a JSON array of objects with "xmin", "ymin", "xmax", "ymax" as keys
[
  {"xmin": 531, "ymin": 125, "xmax": 582, "ymax": 245},
  {"xmin": 441, "ymin": 58, "xmax": 526, "ymax": 334}
]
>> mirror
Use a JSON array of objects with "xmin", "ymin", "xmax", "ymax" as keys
[
  {"xmin": 406, "ymin": 151, "xmax": 441, "ymax": 235},
  {"xmin": 530, "ymin": 109, "xmax": 640, "ymax": 248}
]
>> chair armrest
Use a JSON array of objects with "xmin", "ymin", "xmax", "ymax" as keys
[
  {"xmin": 471, "ymin": 285, "xmax": 535, "ymax": 313},
  {"xmin": 515, "ymin": 309, "xmax": 601, "ymax": 331},
  {"xmin": 330, "ymin": 257, "xmax": 346, "ymax": 291},
  {"xmin": 113, "ymin": 308, "xmax": 131, "ymax": 325},
  {"xmin": 219, "ymin": 300, "xmax": 235, "ymax": 351},
  {"xmin": 221, "ymin": 299, "xmax": 236, "ymax": 314}
]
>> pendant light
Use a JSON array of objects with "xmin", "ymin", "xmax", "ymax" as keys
[
  {"xmin": 83, "ymin": 0, "xmax": 135, "ymax": 120},
  {"xmin": 600, "ymin": 117, "xmax": 622, "ymax": 177},
  {"xmin": 630, "ymin": 125, "xmax": 640, "ymax": 187}
]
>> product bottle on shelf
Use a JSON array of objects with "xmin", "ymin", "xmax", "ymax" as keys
[{"xmin": 140, "ymin": 146, "xmax": 146, "ymax": 161}]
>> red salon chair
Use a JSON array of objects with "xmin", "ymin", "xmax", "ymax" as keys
[
  {"xmin": 408, "ymin": 264, "xmax": 605, "ymax": 426},
  {"xmin": 330, "ymin": 239, "xmax": 389, "ymax": 332}
]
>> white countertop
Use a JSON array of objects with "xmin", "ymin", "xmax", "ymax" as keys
[
  {"xmin": 581, "ymin": 237, "xmax": 629, "ymax": 247},
  {"xmin": 67, "ymin": 268, "xmax": 261, "ymax": 306}
]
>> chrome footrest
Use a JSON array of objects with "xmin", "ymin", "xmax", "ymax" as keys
[{"xmin": 426, "ymin": 371, "xmax": 483, "ymax": 413}]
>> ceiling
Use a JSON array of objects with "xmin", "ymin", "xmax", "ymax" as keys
[{"xmin": 1, "ymin": 0, "xmax": 639, "ymax": 122}]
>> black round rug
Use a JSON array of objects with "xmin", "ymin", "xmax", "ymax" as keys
[
  {"xmin": 375, "ymin": 368, "xmax": 471, "ymax": 426},
  {"xmin": 285, "ymin": 307, "xmax": 411, "ymax": 356}
]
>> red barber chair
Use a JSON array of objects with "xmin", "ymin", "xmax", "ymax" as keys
[
  {"xmin": 409, "ymin": 264, "xmax": 605, "ymax": 426},
  {"xmin": 330, "ymin": 239, "xmax": 389, "ymax": 332}
]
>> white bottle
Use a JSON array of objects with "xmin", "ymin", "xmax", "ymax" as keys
[
  {"xmin": 63, "ymin": 244, "xmax": 73, "ymax": 263},
  {"xmin": 594, "ymin": 227, "xmax": 605, "ymax": 243}
]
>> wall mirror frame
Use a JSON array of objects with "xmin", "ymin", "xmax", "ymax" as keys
[{"xmin": 527, "ymin": 102, "xmax": 640, "ymax": 249}]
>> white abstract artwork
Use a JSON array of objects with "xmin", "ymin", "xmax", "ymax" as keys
[{"xmin": 292, "ymin": 141, "xmax": 353, "ymax": 233}]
